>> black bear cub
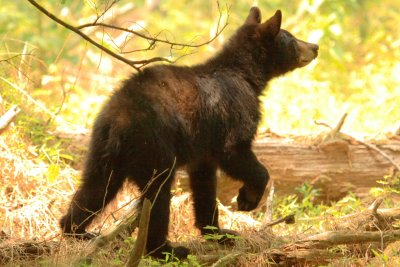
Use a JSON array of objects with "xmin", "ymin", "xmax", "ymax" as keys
[{"xmin": 60, "ymin": 7, "xmax": 318, "ymax": 258}]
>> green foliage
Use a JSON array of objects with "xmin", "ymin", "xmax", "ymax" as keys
[
  {"xmin": 371, "ymin": 248, "xmax": 389, "ymax": 267},
  {"xmin": 141, "ymin": 252, "xmax": 201, "ymax": 267},
  {"xmin": 275, "ymin": 182, "xmax": 362, "ymax": 223},
  {"xmin": 0, "ymin": 79, "xmax": 75, "ymax": 171},
  {"xmin": 370, "ymin": 175, "xmax": 400, "ymax": 204},
  {"xmin": 157, "ymin": 253, "xmax": 201, "ymax": 267},
  {"xmin": 203, "ymin": 225, "xmax": 241, "ymax": 242},
  {"xmin": 256, "ymin": 0, "xmax": 400, "ymax": 136},
  {"xmin": 275, "ymin": 182, "xmax": 323, "ymax": 219}
]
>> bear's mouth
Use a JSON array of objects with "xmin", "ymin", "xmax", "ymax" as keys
[{"xmin": 297, "ymin": 40, "xmax": 319, "ymax": 67}]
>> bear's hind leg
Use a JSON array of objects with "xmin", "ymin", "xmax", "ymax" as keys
[
  {"xmin": 136, "ymin": 165, "xmax": 189, "ymax": 259},
  {"xmin": 188, "ymin": 161, "xmax": 219, "ymax": 234},
  {"xmin": 60, "ymin": 166, "xmax": 125, "ymax": 239}
]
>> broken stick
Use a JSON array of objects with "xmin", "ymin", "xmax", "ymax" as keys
[
  {"xmin": 262, "ymin": 214, "xmax": 295, "ymax": 229},
  {"xmin": 83, "ymin": 199, "xmax": 140, "ymax": 260},
  {"xmin": 0, "ymin": 105, "xmax": 21, "ymax": 133},
  {"xmin": 127, "ymin": 198, "xmax": 151, "ymax": 267}
]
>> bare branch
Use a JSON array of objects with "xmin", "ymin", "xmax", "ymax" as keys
[
  {"xmin": 27, "ymin": 0, "xmax": 142, "ymax": 71},
  {"xmin": 27, "ymin": 0, "xmax": 229, "ymax": 70},
  {"xmin": 0, "ymin": 53, "xmax": 34, "ymax": 63}
]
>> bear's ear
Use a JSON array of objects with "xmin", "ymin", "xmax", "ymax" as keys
[
  {"xmin": 260, "ymin": 10, "xmax": 282, "ymax": 38},
  {"xmin": 244, "ymin": 6, "xmax": 262, "ymax": 25}
]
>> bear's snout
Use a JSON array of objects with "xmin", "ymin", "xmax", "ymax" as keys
[{"xmin": 297, "ymin": 40, "xmax": 319, "ymax": 67}]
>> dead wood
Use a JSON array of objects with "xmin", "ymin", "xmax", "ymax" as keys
[
  {"xmin": 194, "ymin": 198, "xmax": 400, "ymax": 266},
  {"xmin": 263, "ymin": 181, "xmax": 275, "ymax": 224},
  {"xmin": 248, "ymin": 114, "xmax": 400, "ymax": 202},
  {"xmin": 267, "ymin": 200, "xmax": 400, "ymax": 265},
  {"xmin": 83, "ymin": 199, "xmax": 140, "ymax": 260},
  {"xmin": 268, "ymin": 248, "xmax": 340, "ymax": 266},
  {"xmin": 0, "ymin": 105, "xmax": 21, "ymax": 133},
  {"xmin": 335, "ymin": 199, "xmax": 400, "ymax": 231},
  {"xmin": 250, "ymin": 137, "xmax": 400, "ymax": 201},
  {"xmin": 262, "ymin": 214, "xmax": 295, "ymax": 229},
  {"xmin": 126, "ymin": 198, "xmax": 151, "ymax": 267},
  {"xmin": 0, "ymin": 241, "xmax": 57, "ymax": 264},
  {"xmin": 211, "ymin": 252, "xmax": 242, "ymax": 267},
  {"xmin": 285, "ymin": 229, "xmax": 400, "ymax": 251}
]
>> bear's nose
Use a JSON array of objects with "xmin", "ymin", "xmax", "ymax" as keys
[{"xmin": 311, "ymin": 44, "xmax": 319, "ymax": 52}]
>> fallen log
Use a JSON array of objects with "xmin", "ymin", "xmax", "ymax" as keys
[
  {"xmin": 285, "ymin": 229, "xmax": 400, "ymax": 250},
  {"xmin": 250, "ymin": 136, "xmax": 399, "ymax": 201}
]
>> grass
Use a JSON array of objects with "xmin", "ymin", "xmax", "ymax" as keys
[{"xmin": 0, "ymin": 122, "xmax": 399, "ymax": 265}]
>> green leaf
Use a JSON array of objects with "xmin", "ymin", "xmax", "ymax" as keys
[
  {"xmin": 59, "ymin": 153, "xmax": 74, "ymax": 161},
  {"xmin": 203, "ymin": 225, "xmax": 218, "ymax": 230},
  {"xmin": 46, "ymin": 164, "xmax": 60, "ymax": 182}
]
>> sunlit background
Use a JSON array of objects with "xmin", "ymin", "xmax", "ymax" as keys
[{"xmin": 1, "ymin": 0, "xmax": 399, "ymax": 139}]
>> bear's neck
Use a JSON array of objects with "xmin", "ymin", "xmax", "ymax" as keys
[{"xmin": 199, "ymin": 45, "xmax": 276, "ymax": 96}]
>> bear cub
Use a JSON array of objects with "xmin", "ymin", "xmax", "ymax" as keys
[{"xmin": 60, "ymin": 7, "xmax": 318, "ymax": 259}]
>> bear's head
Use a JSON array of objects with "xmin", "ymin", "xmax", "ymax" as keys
[{"xmin": 237, "ymin": 7, "xmax": 319, "ymax": 76}]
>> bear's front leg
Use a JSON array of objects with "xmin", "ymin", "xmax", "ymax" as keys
[
  {"xmin": 219, "ymin": 144, "xmax": 269, "ymax": 211},
  {"xmin": 188, "ymin": 161, "xmax": 239, "ymax": 244}
]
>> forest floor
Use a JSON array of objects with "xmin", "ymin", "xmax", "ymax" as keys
[{"xmin": 0, "ymin": 124, "xmax": 400, "ymax": 266}]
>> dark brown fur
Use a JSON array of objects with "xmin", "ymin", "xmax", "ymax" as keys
[{"xmin": 60, "ymin": 7, "xmax": 318, "ymax": 258}]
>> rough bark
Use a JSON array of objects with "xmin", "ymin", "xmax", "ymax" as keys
[{"xmin": 252, "ymin": 137, "xmax": 400, "ymax": 201}]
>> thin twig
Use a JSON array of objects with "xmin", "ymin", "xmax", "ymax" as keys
[
  {"xmin": 0, "ymin": 53, "xmax": 35, "ymax": 63},
  {"xmin": 93, "ymin": 0, "xmax": 120, "ymax": 25},
  {"xmin": 77, "ymin": 1, "xmax": 229, "ymax": 50},
  {"xmin": 211, "ymin": 252, "xmax": 242, "ymax": 267},
  {"xmin": 27, "ymin": 0, "xmax": 229, "ymax": 70},
  {"xmin": 352, "ymin": 138, "xmax": 400, "ymax": 172},
  {"xmin": 83, "ymin": 199, "xmax": 141, "ymax": 259},
  {"xmin": 77, "ymin": 18, "xmax": 228, "ymax": 49},
  {"xmin": 263, "ymin": 214, "xmax": 295, "ymax": 228},
  {"xmin": 27, "ymin": 0, "xmax": 141, "ymax": 71},
  {"xmin": 313, "ymin": 120, "xmax": 332, "ymax": 129},
  {"xmin": 1, "ymin": 77, "xmax": 55, "ymax": 118},
  {"xmin": 330, "ymin": 113, "xmax": 347, "ymax": 137}
]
